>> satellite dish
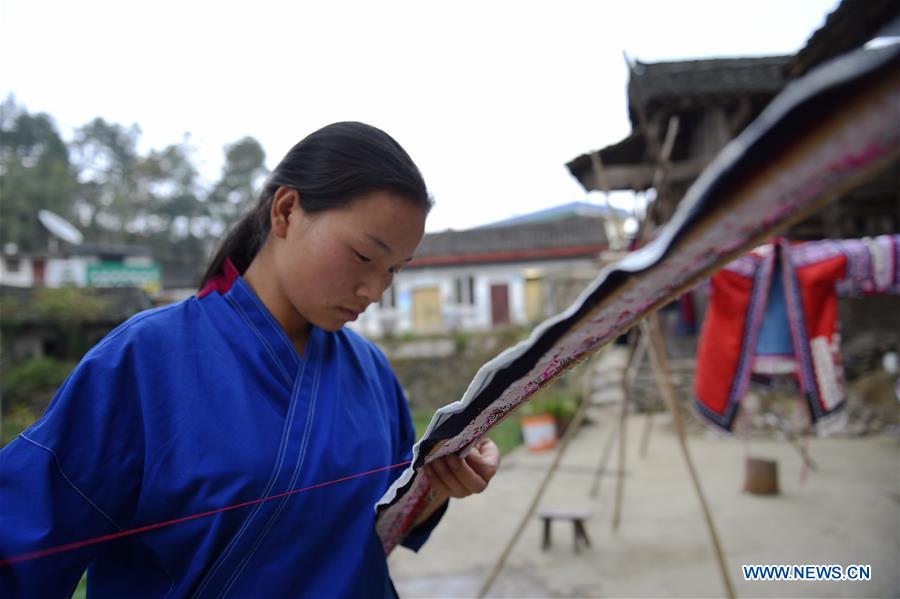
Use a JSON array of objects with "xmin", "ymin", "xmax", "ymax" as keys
[{"xmin": 38, "ymin": 210, "xmax": 84, "ymax": 245}]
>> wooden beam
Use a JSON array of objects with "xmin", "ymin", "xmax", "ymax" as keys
[{"xmin": 588, "ymin": 159, "xmax": 708, "ymax": 191}]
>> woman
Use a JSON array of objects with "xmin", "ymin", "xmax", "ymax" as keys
[{"xmin": 0, "ymin": 122, "xmax": 500, "ymax": 597}]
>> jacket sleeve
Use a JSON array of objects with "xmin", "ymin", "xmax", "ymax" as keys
[
  {"xmin": 0, "ymin": 337, "xmax": 145, "ymax": 597},
  {"xmin": 834, "ymin": 234, "xmax": 900, "ymax": 296}
]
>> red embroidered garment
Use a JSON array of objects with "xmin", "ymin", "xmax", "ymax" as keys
[{"xmin": 694, "ymin": 235, "xmax": 899, "ymax": 431}]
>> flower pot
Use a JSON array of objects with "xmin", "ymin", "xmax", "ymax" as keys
[{"xmin": 521, "ymin": 413, "xmax": 557, "ymax": 452}]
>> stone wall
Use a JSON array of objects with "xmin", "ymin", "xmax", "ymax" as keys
[{"xmin": 378, "ymin": 328, "xmax": 527, "ymax": 410}]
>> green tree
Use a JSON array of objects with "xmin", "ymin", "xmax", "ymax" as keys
[
  {"xmin": 0, "ymin": 96, "xmax": 79, "ymax": 251},
  {"xmin": 209, "ymin": 136, "xmax": 267, "ymax": 229},
  {"xmin": 137, "ymin": 141, "xmax": 200, "ymax": 233},
  {"xmin": 134, "ymin": 138, "xmax": 213, "ymax": 278},
  {"xmin": 2, "ymin": 101, "xmax": 267, "ymax": 280},
  {"xmin": 71, "ymin": 117, "xmax": 142, "ymax": 243}
]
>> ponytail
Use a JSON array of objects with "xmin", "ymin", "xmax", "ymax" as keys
[{"xmin": 199, "ymin": 186, "xmax": 274, "ymax": 288}]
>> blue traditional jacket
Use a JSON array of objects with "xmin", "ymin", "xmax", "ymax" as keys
[{"xmin": 0, "ymin": 277, "xmax": 439, "ymax": 597}]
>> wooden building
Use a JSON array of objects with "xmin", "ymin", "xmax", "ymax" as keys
[
  {"xmin": 567, "ymin": 0, "xmax": 900, "ymax": 237},
  {"xmin": 566, "ymin": 0, "xmax": 900, "ymax": 374}
]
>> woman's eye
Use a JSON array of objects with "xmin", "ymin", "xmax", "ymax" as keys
[{"xmin": 354, "ymin": 250, "xmax": 371, "ymax": 263}]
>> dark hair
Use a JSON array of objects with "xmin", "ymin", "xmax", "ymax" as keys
[{"xmin": 201, "ymin": 121, "xmax": 432, "ymax": 287}]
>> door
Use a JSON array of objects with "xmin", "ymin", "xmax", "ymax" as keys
[
  {"xmin": 524, "ymin": 277, "xmax": 543, "ymax": 323},
  {"xmin": 490, "ymin": 284, "xmax": 510, "ymax": 327},
  {"xmin": 33, "ymin": 259, "xmax": 46, "ymax": 287},
  {"xmin": 412, "ymin": 287, "xmax": 442, "ymax": 331}
]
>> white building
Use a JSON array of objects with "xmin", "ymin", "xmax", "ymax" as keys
[
  {"xmin": 0, "ymin": 243, "xmax": 159, "ymax": 291},
  {"xmin": 351, "ymin": 202, "xmax": 620, "ymax": 338}
]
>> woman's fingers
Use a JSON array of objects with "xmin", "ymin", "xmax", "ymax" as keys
[
  {"xmin": 426, "ymin": 460, "xmax": 466, "ymax": 497},
  {"xmin": 452, "ymin": 457, "xmax": 489, "ymax": 494},
  {"xmin": 466, "ymin": 438, "xmax": 500, "ymax": 481},
  {"xmin": 423, "ymin": 465, "xmax": 452, "ymax": 496},
  {"xmin": 426, "ymin": 455, "xmax": 487, "ymax": 497},
  {"xmin": 424, "ymin": 438, "xmax": 501, "ymax": 499}
]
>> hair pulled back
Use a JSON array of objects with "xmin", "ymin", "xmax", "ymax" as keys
[{"xmin": 201, "ymin": 121, "xmax": 431, "ymax": 287}]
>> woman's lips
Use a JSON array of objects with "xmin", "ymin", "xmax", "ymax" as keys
[{"xmin": 339, "ymin": 307, "xmax": 360, "ymax": 321}]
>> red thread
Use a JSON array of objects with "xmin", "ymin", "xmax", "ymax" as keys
[{"xmin": 0, "ymin": 460, "xmax": 412, "ymax": 567}]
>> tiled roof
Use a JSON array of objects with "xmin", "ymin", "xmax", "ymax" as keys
[
  {"xmin": 410, "ymin": 215, "xmax": 608, "ymax": 267},
  {"xmin": 628, "ymin": 55, "xmax": 791, "ymax": 121},
  {"xmin": 565, "ymin": 133, "xmax": 646, "ymax": 184},
  {"xmin": 476, "ymin": 201, "xmax": 629, "ymax": 228},
  {"xmin": 790, "ymin": 0, "xmax": 900, "ymax": 76},
  {"xmin": 566, "ymin": 56, "xmax": 792, "ymax": 185},
  {"xmin": 566, "ymin": 0, "xmax": 900, "ymax": 200}
]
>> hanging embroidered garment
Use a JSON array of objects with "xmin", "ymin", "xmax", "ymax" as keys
[
  {"xmin": 694, "ymin": 234, "xmax": 900, "ymax": 432},
  {"xmin": 0, "ymin": 276, "xmax": 441, "ymax": 598}
]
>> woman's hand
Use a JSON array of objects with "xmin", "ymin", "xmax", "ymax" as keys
[
  {"xmin": 424, "ymin": 437, "xmax": 500, "ymax": 499},
  {"xmin": 411, "ymin": 438, "xmax": 500, "ymax": 526}
]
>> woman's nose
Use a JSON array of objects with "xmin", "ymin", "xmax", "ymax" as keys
[
  {"xmin": 356, "ymin": 272, "xmax": 392, "ymax": 303},
  {"xmin": 355, "ymin": 283, "xmax": 376, "ymax": 303}
]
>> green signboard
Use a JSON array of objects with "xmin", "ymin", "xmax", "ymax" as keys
[{"xmin": 86, "ymin": 262, "xmax": 161, "ymax": 291}]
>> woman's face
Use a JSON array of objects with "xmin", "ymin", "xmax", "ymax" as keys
[{"xmin": 271, "ymin": 188, "xmax": 427, "ymax": 332}]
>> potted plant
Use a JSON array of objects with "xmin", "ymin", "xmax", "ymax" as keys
[{"xmin": 520, "ymin": 390, "xmax": 580, "ymax": 451}]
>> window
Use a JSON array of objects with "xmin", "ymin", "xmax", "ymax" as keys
[
  {"xmin": 455, "ymin": 275, "xmax": 475, "ymax": 305},
  {"xmin": 5, "ymin": 257, "xmax": 20, "ymax": 273},
  {"xmin": 379, "ymin": 285, "xmax": 397, "ymax": 309}
]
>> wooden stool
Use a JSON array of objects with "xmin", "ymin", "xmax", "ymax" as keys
[{"xmin": 537, "ymin": 508, "xmax": 591, "ymax": 553}]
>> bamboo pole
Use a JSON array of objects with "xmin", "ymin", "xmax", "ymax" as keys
[
  {"xmin": 588, "ymin": 419, "xmax": 619, "ymax": 499},
  {"xmin": 584, "ymin": 347, "xmax": 620, "ymax": 499},
  {"xmin": 638, "ymin": 409, "xmax": 655, "ymax": 458},
  {"xmin": 625, "ymin": 335, "xmax": 656, "ymax": 459},
  {"xmin": 610, "ymin": 334, "xmax": 638, "ymax": 531},
  {"xmin": 642, "ymin": 313, "xmax": 736, "ymax": 599},
  {"xmin": 477, "ymin": 358, "xmax": 595, "ymax": 598}
]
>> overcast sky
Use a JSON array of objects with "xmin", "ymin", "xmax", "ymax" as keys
[{"xmin": 1, "ymin": 0, "xmax": 840, "ymax": 232}]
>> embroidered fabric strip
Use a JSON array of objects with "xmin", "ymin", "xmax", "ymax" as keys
[{"xmin": 376, "ymin": 45, "xmax": 900, "ymax": 554}]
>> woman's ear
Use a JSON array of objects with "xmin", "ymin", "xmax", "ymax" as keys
[{"xmin": 270, "ymin": 187, "xmax": 300, "ymax": 239}]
